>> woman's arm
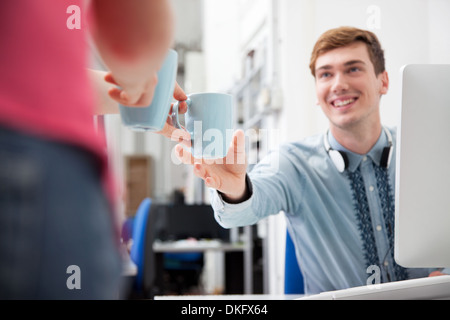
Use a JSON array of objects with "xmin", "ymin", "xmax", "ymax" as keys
[{"xmin": 88, "ymin": 0, "xmax": 175, "ymax": 107}]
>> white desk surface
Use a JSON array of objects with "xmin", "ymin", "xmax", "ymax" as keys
[
  {"xmin": 154, "ymin": 294, "xmax": 304, "ymax": 300},
  {"xmin": 155, "ymin": 276, "xmax": 450, "ymax": 300},
  {"xmin": 298, "ymin": 275, "xmax": 450, "ymax": 300},
  {"xmin": 153, "ymin": 239, "xmax": 247, "ymax": 253}
]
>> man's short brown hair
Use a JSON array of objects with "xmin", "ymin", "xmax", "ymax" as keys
[{"xmin": 309, "ymin": 26, "xmax": 385, "ymax": 77}]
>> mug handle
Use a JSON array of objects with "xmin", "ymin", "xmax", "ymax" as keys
[{"xmin": 171, "ymin": 98, "xmax": 191, "ymax": 129}]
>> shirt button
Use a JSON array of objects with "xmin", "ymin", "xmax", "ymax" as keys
[
  {"xmin": 369, "ymin": 185, "xmax": 374, "ymax": 192},
  {"xmin": 363, "ymin": 156, "xmax": 368, "ymax": 162},
  {"xmin": 376, "ymin": 225, "xmax": 382, "ymax": 231},
  {"xmin": 384, "ymin": 261, "xmax": 389, "ymax": 267}
]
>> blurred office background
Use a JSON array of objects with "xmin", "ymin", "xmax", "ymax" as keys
[{"xmin": 93, "ymin": 0, "xmax": 450, "ymax": 295}]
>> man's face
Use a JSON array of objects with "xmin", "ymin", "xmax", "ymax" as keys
[{"xmin": 314, "ymin": 42, "xmax": 389, "ymax": 131}]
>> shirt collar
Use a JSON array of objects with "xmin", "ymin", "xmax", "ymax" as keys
[{"xmin": 327, "ymin": 129, "xmax": 389, "ymax": 172}]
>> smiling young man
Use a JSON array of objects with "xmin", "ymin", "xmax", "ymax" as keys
[
  {"xmin": 312, "ymin": 30, "xmax": 389, "ymax": 156},
  {"xmin": 175, "ymin": 26, "xmax": 440, "ymax": 294}
]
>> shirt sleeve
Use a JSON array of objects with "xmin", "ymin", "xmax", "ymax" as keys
[
  {"xmin": 210, "ymin": 174, "xmax": 260, "ymax": 228},
  {"xmin": 441, "ymin": 268, "xmax": 450, "ymax": 275},
  {"xmin": 210, "ymin": 146, "xmax": 305, "ymax": 228}
]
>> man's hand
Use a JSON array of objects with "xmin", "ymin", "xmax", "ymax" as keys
[
  {"xmin": 429, "ymin": 270, "xmax": 447, "ymax": 277},
  {"xmin": 175, "ymin": 129, "xmax": 249, "ymax": 203},
  {"xmin": 156, "ymin": 82, "xmax": 190, "ymax": 142}
]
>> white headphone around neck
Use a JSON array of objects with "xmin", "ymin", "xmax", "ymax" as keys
[{"xmin": 323, "ymin": 127, "xmax": 393, "ymax": 173}]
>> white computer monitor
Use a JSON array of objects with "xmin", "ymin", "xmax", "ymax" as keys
[{"xmin": 395, "ymin": 64, "xmax": 450, "ymax": 268}]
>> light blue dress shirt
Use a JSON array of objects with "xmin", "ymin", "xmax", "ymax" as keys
[{"xmin": 210, "ymin": 126, "xmax": 434, "ymax": 294}]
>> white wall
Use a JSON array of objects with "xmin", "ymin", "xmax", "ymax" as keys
[
  {"xmin": 172, "ymin": 0, "xmax": 203, "ymax": 50},
  {"xmin": 428, "ymin": 0, "xmax": 450, "ymax": 64},
  {"xmin": 202, "ymin": 0, "xmax": 240, "ymax": 92}
]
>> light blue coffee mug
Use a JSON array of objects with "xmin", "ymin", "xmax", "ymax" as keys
[
  {"xmin": 172, "ymin": 93, "xmax": 234, "ymax": 159},
  {"xmin": 119, "ymin": 49, "xmax": 178, "ymax": 132}
]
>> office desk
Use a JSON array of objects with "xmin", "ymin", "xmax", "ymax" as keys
[
  {"xmin": 154, "ymin": 294, "xmax": 304, "ymax": 300},
  {"xmin": 153, "ymin": 239, "xmax": 246, "ymax": 253},
  {"xmin": 153, "ymin": 239, "xmax": 252, "ymax": 294},
  {"xmin": 298, "ymin": 275, "xmax": 450, "ymax": 300}
]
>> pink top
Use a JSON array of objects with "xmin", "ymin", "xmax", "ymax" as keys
[{"xmin": 0, "ymin": 1, "xmax": 119, "ymax": 231}]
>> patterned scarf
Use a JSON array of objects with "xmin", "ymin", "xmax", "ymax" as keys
[{"xmin": 348, "ymin": 164, "xmax": 408, "ymax": 282}]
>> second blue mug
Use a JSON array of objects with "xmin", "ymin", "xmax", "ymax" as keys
[{"xmin": 172, "ymin": 93, "xmax": 234, "ymax": 159}]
